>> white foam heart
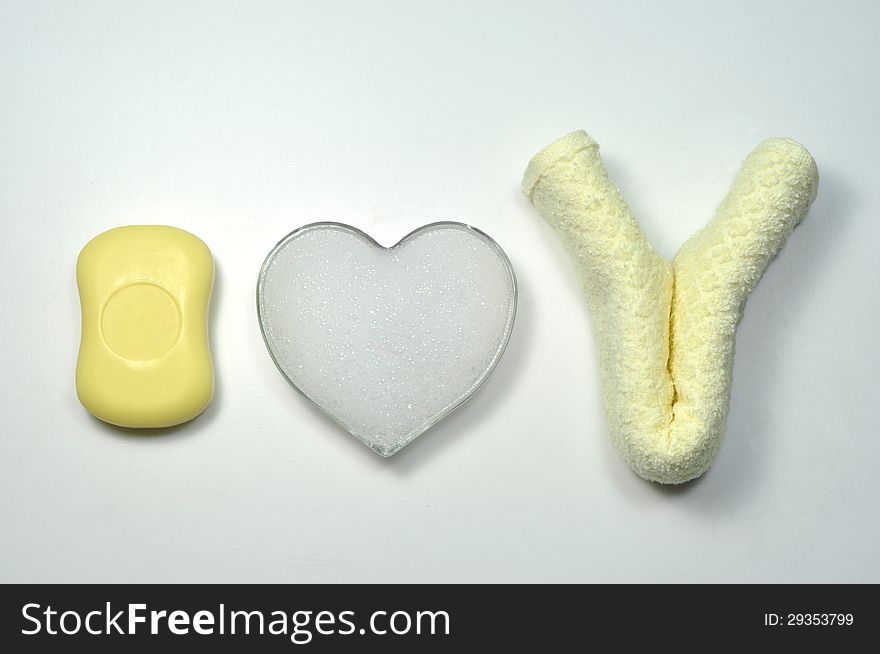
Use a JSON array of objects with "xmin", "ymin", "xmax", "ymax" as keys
[{"xmin": 257, "ymin": 222, "xmax": 517, "ymax": 456}]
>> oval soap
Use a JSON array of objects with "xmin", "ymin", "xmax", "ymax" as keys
[{"xmin": 76, "ymin": 226, "xmax": 214, "ymax": 428}]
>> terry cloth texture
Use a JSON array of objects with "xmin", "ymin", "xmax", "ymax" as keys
[{"xmin": 523, "ymin": 131, "xmax": 818, "ymax": 484}]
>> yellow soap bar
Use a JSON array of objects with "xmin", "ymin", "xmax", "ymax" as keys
[{"xmin": 76, "ymin": 226, "xmax": 214, "ymax": 428}]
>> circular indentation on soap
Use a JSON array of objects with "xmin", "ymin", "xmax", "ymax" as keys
[{"xmin": 101, "ymin": 283, "xmax": 181, "ymax": 361}]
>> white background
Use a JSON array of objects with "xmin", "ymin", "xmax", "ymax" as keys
[{"xmin": 1, "ymin": 0, "xmax": 878, "ymax": 583}]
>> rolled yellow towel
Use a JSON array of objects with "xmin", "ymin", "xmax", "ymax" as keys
[{"xmin": 523, "ymin": 131, "xmax": 818, "ymax": 484}]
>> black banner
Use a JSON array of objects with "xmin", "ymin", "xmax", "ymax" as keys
[{"xmin": 0, "ymin": 584, "xmax": 874, "ymax": 650}]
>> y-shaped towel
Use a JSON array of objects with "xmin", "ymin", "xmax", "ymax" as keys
[{"xmin": 523, "ymin": 131, "xmax": 818, "ymax": 484}]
